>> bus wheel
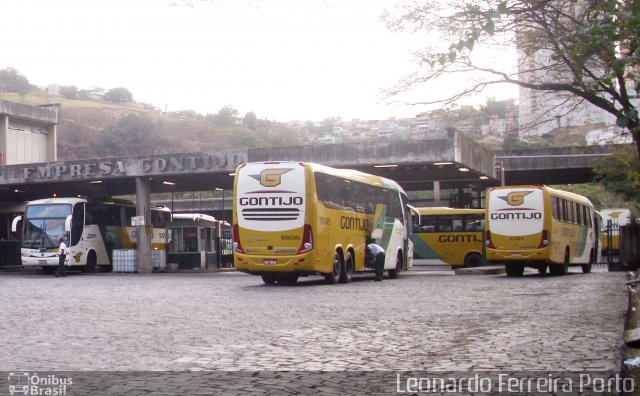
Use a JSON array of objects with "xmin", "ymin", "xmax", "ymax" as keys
[
  {"xmin": 582, "ymin": 249, "xmax": 593, "ymax": 274},
  {"xmin": 261, "ymin": 274, "xmax": 279, "ymax": 284},
  {"xmin": 388, "ymin": 254, "xmax": 401, "ymax": 279},
  {"xmin": 464, "ymin": 253, "xmax": 482, "ymax": 268},
  {"xmin": 84, "ymin": 251, "xmax": 97, "ymax": 273},
  {"xmin": 560, "ymin": 250, "xmax": 570, "ymax": 275},
  {"xmin": 505, "ymin": 263, "xmax": 524, "ymax": 277},
  {"xmin": 339, "ymin": 251, "xmax": 354, "ymax": 284},
  {"xmin": 324, "ymin": 252, "xmax": 341, "ymax": 284}
]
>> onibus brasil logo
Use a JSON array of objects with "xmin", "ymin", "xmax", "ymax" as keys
[{"xmin": 7, "ymin": 372, "xmax": 72, "ymax": 395}]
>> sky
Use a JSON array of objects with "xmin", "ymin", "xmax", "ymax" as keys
[{"xmin": 2, "ymin": 0, "xmax": 518, "ymax": 122}]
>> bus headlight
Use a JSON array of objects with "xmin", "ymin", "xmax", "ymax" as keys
[{"xmin": 303, "ymin": 242, "xmax": 312, "ymax": 250}]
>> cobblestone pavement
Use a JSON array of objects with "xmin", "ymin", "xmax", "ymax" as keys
[{"xmin": 0, "ymin": 266, "xmax": 628, "ymax": 395}]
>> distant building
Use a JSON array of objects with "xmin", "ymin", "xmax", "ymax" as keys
[{"xmin": 0, "ymin": 100, "xmax": 59, "ymax": 165}]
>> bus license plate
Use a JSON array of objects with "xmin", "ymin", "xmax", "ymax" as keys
[
  {"xmin": 263, "ymin": 259, "xmax": 277, "ymax": 265},
  {"xmin": 39, "ymin": 260, "xmax": 47, "ymax": 264},
  {"xmin": 510, "ymin": 253, "xmax": 522, "ymax": 257}
]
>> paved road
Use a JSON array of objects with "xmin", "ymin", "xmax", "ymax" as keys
[{"xmin": 0, "ymin": 266, "xmax": 629, "ymax": 395}]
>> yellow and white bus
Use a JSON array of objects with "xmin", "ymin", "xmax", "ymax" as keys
[
  {"xmin": 13, "ymin": 197, "xmax": 170, "ymax": 273},
  {"xmin": 411, "ymin": 207, "xmax": 484, "ymax": 268},
  {"xmin": 232, "ymin": 161, "xmax": 415, "ymax": 284},
  {"xmin": 485, "ymin": 185, "xmax": 597, "ymax": 276},
  {"xmin": 600, "ymin": 208, "xmax": 632, "ymax": 255}
]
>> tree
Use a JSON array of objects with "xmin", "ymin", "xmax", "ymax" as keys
[
  {"xmin": 384, "ymin": 0, "xmax": 640, "ymax": 156},
  {"xmin": 243, "ymin": 111, "xmax": 258, "ymax": 130},
  {"xmin": 87, "ymin": 114, "xmax": 167, "ymax": 157},
  {"xmin": 104, "ymin": 87, "xmax": 133, "ymax": 103},
  {"xmin": 592, "ymin": 144, "xmax": 640, "ymax": 209},
  {"xmin": 0, "ymin": 67, "xmax": 30, "ymax": 95},
  {"xmin": 60, "ymin": 85, "xmax": 79, "ymax": 100},
  {"xmin": 226, "ymin": 129, "xmax": 269, "ymax": 148},
  {"xmin": 207, "ymin": 105, "xmax": 239, "ymax": 126}
]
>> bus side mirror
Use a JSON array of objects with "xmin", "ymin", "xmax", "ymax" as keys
[
  {"xmin": 11, "ymin": 216, "xmax": 22, "ymax": 232},
  {"xmin": 65, "ymin": 215, "xmax": 72, "ymax": 232}
]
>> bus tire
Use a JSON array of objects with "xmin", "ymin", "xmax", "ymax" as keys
[
  {"xmin": 324, "ymin": 251, "xmax": 341, "ymax": 284},
  {"xmin": 464, "ymin": 253, "xmax": 482, "ymax": 268},
  {"xmin": 560, "ymin": 249, "xmax": 570, "ymax": 275},
  {"xmin": 261, "ymin": 274, "xmax": 278, "ymax": 284},
  {"xmin": 505, "ymin": 263, "xmax": 524, "ymax": 277},
  {"xmin": 339, "ymin": 251, "xmax": 354, "ymax": 284},
  {"xmin": 582, "ymin": 249, "xmax": 593, "ymax": 274},
  {"xmin": 538, "ymin": 265, "xmax": 548, "ymax": 276},
  {"xmin": 84, "ymin": 251, "xmax": 97, "ymax": 273},
  {"xmin": 388, "ymin": 254, "xmax": 402, "ymax": 279}
]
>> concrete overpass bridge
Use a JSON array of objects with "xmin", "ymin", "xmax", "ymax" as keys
[{"xmin": 0, "ymin": 130, "xmax": 620, "ymax": 272}]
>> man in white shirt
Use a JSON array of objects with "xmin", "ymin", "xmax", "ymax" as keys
[{"xmin": 56, "ymin": 238, "xmax": 67, "ymax": 278}]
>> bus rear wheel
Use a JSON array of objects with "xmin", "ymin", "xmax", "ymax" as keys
[
  {"xmin": 582, "ymin": 250, "xmax": 593, "ymax": 274},
  {"xmin": 324, "ymin": 251, "xmax": 341, "ymax": 284},
  {"xmin": 261, "ymin": 274, "xmax": 279, "ymax": 284},
  {"xmin": 339, "ymin": 251, "xmax": 354, "ymax": 284}
]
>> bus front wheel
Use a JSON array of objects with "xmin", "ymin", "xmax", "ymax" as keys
[
  {"xmin": 388, "ymin": 254, "xmax": 402, "ymax": 279},
  {"xmin": 84, "ymin": 251, "xmax": 97, "ymax": 273},
  {"xmin": 464, "ymin": 253, "xmax": 482, "ymax": 268},
  {"xmin": 324, "ymin": 252, "xmax": 341, "ymax": 284}
]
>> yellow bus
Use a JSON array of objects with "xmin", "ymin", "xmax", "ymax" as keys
[
  {"xmin": 600, "ymin": 208, "xmax": 632, "ymax": 254},
  {"xmin": 485, "ymin": 185, "xmax": 597, "ymax": 276},
  {"xmin": 232, "ymin": 161, "xmax": 415, "ymax": 285},
  {"xmin": 411, "ymin": 207, "xmax": 484, "ymax": 268}
]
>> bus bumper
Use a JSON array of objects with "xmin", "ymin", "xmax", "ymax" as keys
[
  {"xmin": 487, "ymin": 247, "xmax": 549, "ymax": 262},
  {"xmin": 234, "ymin": 252, "xmax": 324, "ymax": 275}
]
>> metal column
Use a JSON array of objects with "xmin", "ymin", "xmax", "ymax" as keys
[{"xmin": 136, "ymin": 177, "xmax": 153, "ymax": 273}]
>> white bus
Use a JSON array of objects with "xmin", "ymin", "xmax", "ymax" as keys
[
  {"xmin": 233, "ymin": 161, "xmax": 415, "ymax": 284},
  {"xmin": 167, "ymin": 213, "xmax": 233, "ymax": 269},
  {"xmin": 12, "ymin": 197, "xmax": 170, "ymax": 273}
]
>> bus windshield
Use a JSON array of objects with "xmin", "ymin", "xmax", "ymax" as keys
[{"xmin": 23, "ymin": 204, "xmax": 72, "ymax": 249}]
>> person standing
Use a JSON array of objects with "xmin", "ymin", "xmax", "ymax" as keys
[{"xmin": 56, "ymin": 238, "xmax": 67, "ymax": 278}]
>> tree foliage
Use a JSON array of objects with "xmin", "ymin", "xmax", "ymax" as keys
[
  {"xmin": 87, "ymin": 114, "xmax": 167, "ymax": 157},
  {"xmin": 0, "ymin": 67, "xmax": 31, "ymax": 95},
  {"xmin": 243, "ymin": 111, "xmax": 258, "ymax": 130},
  {"xmin": 592, "ymin": 144, "xmax": 640, "ymax": 209},
  {"xmin": 384, "ymin": 0, "xmax": 640, "ymax": 155},
  {"xmin": 208, "ymin": 105, "xmax": 239, "ymax": 126},
  {"xmin": 104, "ymin": 87, "xmax": 133, "ymax": 103},
  {"xmin": 59, "ymin": 85, "xmax": 79, "ymax": 100}
]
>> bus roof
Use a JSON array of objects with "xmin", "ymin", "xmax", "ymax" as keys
[
  {"xmin": 239, "ymin": 161, "xmax": 407, "ymax": 195},
  {"xmin": 26, "ymin": 197, "xmax": 135, "ymax": 206},
  {"xmin": 172, "ymin": 213, "xmax": 217, "ymax": 223},
  {"xmin": 413, "ymin": 207, "xmax": 484, "ymax": 216},
  {"xmin": 488, "ymin": 185, "xmax": 594, "ymax": 207}
]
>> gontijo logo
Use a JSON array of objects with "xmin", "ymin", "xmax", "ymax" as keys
[
  {"xmin": 250, "ymin": 168, "xmax": 292, "ymax": 187},
  {"xmin": 499, "ymin": 191, "xmax": 533, "ymax": 206}
]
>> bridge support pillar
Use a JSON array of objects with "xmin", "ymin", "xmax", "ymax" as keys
[
  {"xmin": 433, "ymin": 181, "xmax": 441, "ymax": 206},
  {"xmin": 135, "ymin": 177, "xmax": 153, "ymax": 274}
]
